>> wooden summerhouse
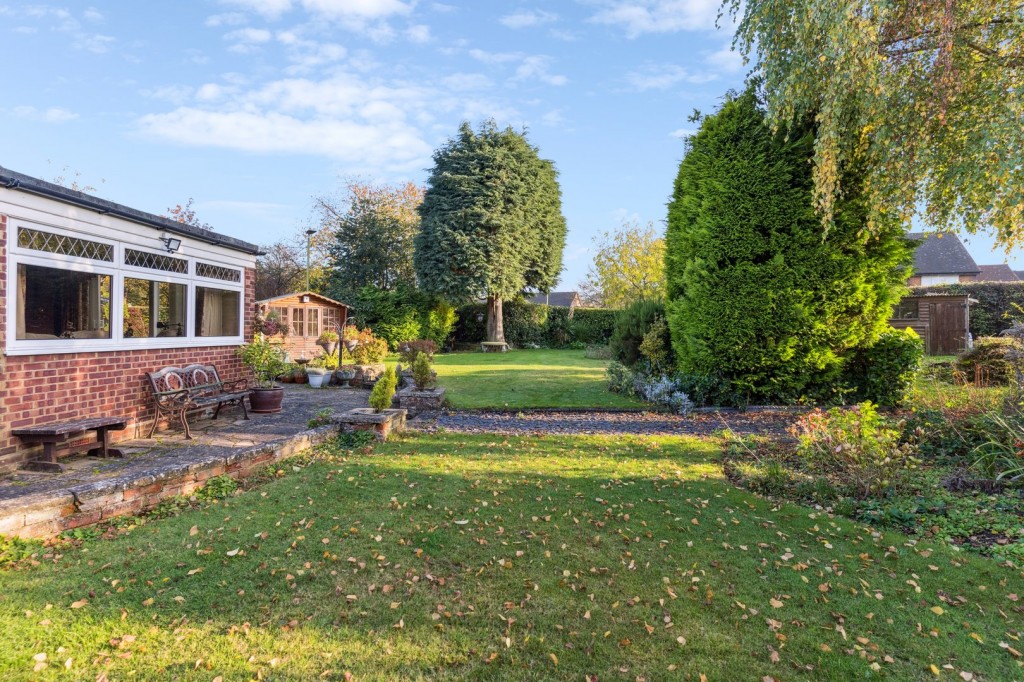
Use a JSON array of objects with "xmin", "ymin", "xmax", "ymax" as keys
[
  {"xmin": 888, "ymin": 293, "xmax": 971, "ymax": 355},
  {"xmin": 255, "ymin": 291, "xmax": 349, "ymax": 361}
]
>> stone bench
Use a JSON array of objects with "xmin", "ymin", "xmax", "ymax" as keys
[{"xmin": 480, "ymin": 341, "xmax": 509, "ymax": 353}]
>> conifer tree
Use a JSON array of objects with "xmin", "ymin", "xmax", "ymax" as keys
[
  {"xmin": 665, "ymin": 90, "xmax": 913, "ymax": 404},
  {"xmin": 415, "ymin": 121, "xmax": 566, "ymax": 344}
]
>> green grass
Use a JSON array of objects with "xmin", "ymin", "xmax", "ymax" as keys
[
  {"xmin": 2, "ymin": 433, "xmax": 1022, "ymax": 681},
  {"xmin": 433, "ymin": 349, "xmax": 644, "ymax": 409}
]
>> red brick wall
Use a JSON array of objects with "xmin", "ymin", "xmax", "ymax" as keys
[{"xmin": 0, "ymin": 258, "xmax": 257, "ymax": 473}]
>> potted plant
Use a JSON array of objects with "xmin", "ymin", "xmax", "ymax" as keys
[
  {"xmin": 305, "ymin": 355, "xmax": 330, "ymax": 388},
  {"xmin": 253, "ymin": 309, "xmax": 290, "ymax": 338},
  {"xmin": 236, "ymin": 334, "xmax": 289, "ymax": 413},
  {"xmin": 335, "ymin": 366, "xmax": 357, "ymax": 387},
  {"xmin": 317, "ymin": 329, "xmax": 339, "ymax": 356}
]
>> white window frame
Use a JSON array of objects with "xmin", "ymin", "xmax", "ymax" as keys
[{"xmin": 5, "ymin": 218, "xmax": 245, "ymax": 355}]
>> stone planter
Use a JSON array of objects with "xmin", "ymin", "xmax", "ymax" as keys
[
  {"xmin": 334, "ymin": 408, "xmax": 407, "ymax": 441},
  {"xmin": 396, "ymin": 386, "xmax": 446, "ymax": 416},
  {"xmin": 335, "ymin": 368, "xmax": 357, "ymax": 387},
  {"xmin": 348, "ymin": 363, "xmax": 386, "ymax": 388}
]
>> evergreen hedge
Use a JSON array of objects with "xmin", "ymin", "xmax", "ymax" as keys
[
  {"xmin": 665, "ymin": 89, "xmax": 913, "ymax": 405},
  {"xmin": 452, "ymin": 302, "xmax": 617, "ymax": 348}
]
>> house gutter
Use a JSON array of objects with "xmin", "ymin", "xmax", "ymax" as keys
[{"xmin": 0, "ymin": 166, "xmax": 263, "ymax": 256}]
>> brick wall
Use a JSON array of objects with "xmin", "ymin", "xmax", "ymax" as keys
[{"xmin": 0, "ymin": 262, "xmax": 258, "ymax": 473}]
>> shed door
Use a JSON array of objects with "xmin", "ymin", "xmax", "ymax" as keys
[{"xmin": 928, "ymin": 301, "xmax": 968, "ymax": 355}]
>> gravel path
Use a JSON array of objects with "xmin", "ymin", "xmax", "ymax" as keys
[{"xmin": 412, "ymin": 409, "xmax": 796, "ymax": 437}]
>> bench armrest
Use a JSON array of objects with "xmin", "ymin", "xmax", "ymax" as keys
[
  {"xmin": 222, "ymin": 378, "xmax": 249, "ymax": 392},
  {"xmin": 154, "ymin": 389, "xmax": 195, "ymax": 408}
]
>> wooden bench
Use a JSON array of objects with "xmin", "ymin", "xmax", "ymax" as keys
[
  {"xmin": 13, "ymin": 416, "xmax": 127, "ymax": 473},
  {"xmin": 480, "ymin": 341, "xmax": 509, "ymax": 353},
  {"xmin": 146, "ymin": 364, "xmax": 250, "ymax": 440}
]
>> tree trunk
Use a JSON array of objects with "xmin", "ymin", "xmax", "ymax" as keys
[{"xmin": 486, "ymin": 295, "xmax": 505, "ymax": 344}]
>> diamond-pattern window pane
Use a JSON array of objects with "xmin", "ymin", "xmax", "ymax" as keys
[
  {"xmin": 124, "ymin": 248, "xmax": 188, "ymax": 274},
  {"xmin": 196, "ymin": 262, "xmax": 241, "ymax": 282},
  {"xmin": 17, "ymin": 227, "xmax": 113, "ymax": 261}
]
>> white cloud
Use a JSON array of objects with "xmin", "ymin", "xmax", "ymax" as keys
[
  {"xmin": 441, "ymin": 73, "xmax": 493, "ymax": 91},
  {"xmin": 224, "ymin": 27, "xmax": 273, "ymax": 53},
  {"xmin": 540, "ymin": 109, "xmax": 565, "ymax": 126},
  {"xmin": 300, "ymin": 0, "xmax": 413, "ymax": 20},
  {"xmin": 705, "ymin": 44, "xmax": 744, "ymax": 73},
  {"xmin": 220, "ymin": 0, "xmax": 293, "ymax": 19},
  {"xmin": 137, "ymin": 72, "xmax": 434, "ymax": 171},
  {"xmin": 514, "ymin": 56, "xmax": 568, "ymax": 86},
  {"xmin": 73, "ymin": 32, "xmax": 115, "ymax": 53},
  {"xmin": 469, "ymin": 48, "xmax": 522, "ymax": 64},
  {"xmin": 13, "ymin": 106, "xmax": 79, "ymax": 123},
  {"xmin": 196, "ymin": 83, "xmax": 228, "ymax": 101},
  {"xmin": 589, "ymin": 0, "xmax": 720, "ymax": 37},
  {"xmin": 625, "ymin": 62, "xmax": 714, "ymax": 90},
  {"xmin": 405, "ymin": 24, "xmax": 431, "ymax": 44},
  {"xmin": 205, "ymin": 12, "xmax": 249, "ymax": 27},
  {"xmin": 82, "ymin": 7, "xmax": 104, "ymax": 22},
  {"xmin": 669, "ymin": 127, "xmax": 696, "ymax": 138},
  {"xmin": 141, "ymin": 85, "xmax": 195, "ymax": 105},
  {"xmin": 500, "ymin": 9, "xmax": 557, "ymax": 29}
]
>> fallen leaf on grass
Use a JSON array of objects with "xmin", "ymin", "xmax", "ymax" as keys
[{"xmin": 70, "ymin": 599, "xmax": 88, "ymax": 609}]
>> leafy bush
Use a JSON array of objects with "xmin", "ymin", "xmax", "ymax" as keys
[
  {"xmin": 453, "ymin": 302, "xmax": 617, "ymax": 348},
  {"xmin": 844, "ymin": 327, "xmax": 924, "ymax": 405},
  {"xmin": 632, "ymin": 374, "xmax": 694, "ymax": 415},
  {"xmin": 308, "ymin": 407, "xmax": 335, "ymax": 428},
  {"xmin": 424, "ymin": 301, "xmax": 457, "ymax": 347},
  {"xmin": 569, "ymin": 308, "xmax": 618, "ymax": 345},
  {"xmin": 610, "ymin": 299, "xmax": 665, "ymax": 366},
  {"xmin": 398, "ymin": 339, "xmax": 437, "ymax": 365},
  {"xmin": 606, "ymin": 361, "xmax": 635, "ymax": 394},
  {"xmin": 585, "ymin": 344, "xmax": 612, "ymax": 360},
  {"xmin": 793, "ymin": 402, "xmax": 919, "ymax": 498},
  {"xmin": 638, "ymin": 316, "xmax": 671, "ymax": 373},
  {"xmin": 957, "ymin": 336, "xmax": 1023, "ymax": 385},
  {"xmin": 237, "ymin": 335, "xmax": 289, "ymax": 388},
  {"xmin": 0, "ymin": 535, "xmax": 42, "ymax": 567},
  {"xmin": 665, "ymin": 89, "xmax": 913, "ymax": 406},
  {"xmin": 411, "ymin": 352, "xmax": 435, "ymax": 390},
  {"xmin": 345, "ymin": 326, "xmax": 389, "ymax": 364},
  {"xmin": 370, "ymin": 366, "xmax": 397, "ymax": 412},
  {"xmin": 196, "ymin": 474, "xmax": 239, "ymax": 501},
  {"xmin": 971, "ymin": 414, "xmax": 1024, "ymax": 481}
]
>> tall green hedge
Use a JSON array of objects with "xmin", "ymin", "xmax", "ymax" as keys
[
  {"xmin": 911, "ymin": 281, "xmax": 1024, "ymax": 337},
  {"xmin": 665, "ymin": 89, "xmax": 913, "ymax": 405},
  {"xmin": 453, "ymin": 302, "xmax": 617, "ymax": 347}
]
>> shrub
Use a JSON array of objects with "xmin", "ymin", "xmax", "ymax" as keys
[
  {"xmin": 632, "ymin": 373, "xmax": 694, "ymax": 415},
  {"xmin": 346, "ymin": 326, "xmax": 389, "ymax": 365},
  {"xmin": 424, "ymin": 301, "xmax": 457, "ymax": 347},
  {"xmin": 844, "ymin": 327, "xmax": 924, "ymax": 406},
  {"xmin": 956, "ymin": 336, "xmax": 1023, "ymax": 385},
  {"xmin": 606, "ymin": 361, "xmax": 636, "ymax": 395},
  {"xmin": 398, "ymin": 339, "xmax": 437, "ymax": 365},
  {"xmin": 453, "ymin": 302, "xmax": 617, "ymax": 348},
  {"xmin": 569, "ymin": 308, "xmax": 618, "ymax": 345},
  {"xmin": 369, "ymin": 367, "xmax": 397, "ymax": 412},
  {"xmin": 793, "ymin": 402, "xmax": 919, "ymax": 498},
  {"xmin": 585, "ymin": 344, "xmax": 612, "ymax": 360},
  {"xmin": 970, "ymin": 414, "xmax": 1024, "ymax": 481},
  {"xmin": 638, "ymin": 316, "xmax": 671, "ymax": 373},
  {"xmin": 411, "ymin": 352, "xmax": 435, "ymax": 390},
  {"xmin": 610, "ymin": 299, "xmax": 665, "ymax": 366},
  {"xmin": 665, "ymin": 89, "xmax": 913, "ymax": 405}
]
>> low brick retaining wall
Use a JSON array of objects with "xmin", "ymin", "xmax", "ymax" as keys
[{"xmin": 0, "ymin": 425, "xmax": 338, "ymax": 539}]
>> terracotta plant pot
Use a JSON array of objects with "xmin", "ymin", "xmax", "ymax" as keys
[{"xmin": 249, "ymin": 387, "xmax": 285, "ymax": 413}]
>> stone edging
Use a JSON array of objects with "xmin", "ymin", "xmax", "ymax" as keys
[{"xmin": 0, "ymin": 425, "xmax": 339, "ymax": 540}]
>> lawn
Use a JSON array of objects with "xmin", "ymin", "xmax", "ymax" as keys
[
  {"xmin": 2, "ymin": 433, "xmax": 1022, "ymax": 681},
  {"xmin": 432, "ymin": 349, "xmax": 644, "ymax": 409}
]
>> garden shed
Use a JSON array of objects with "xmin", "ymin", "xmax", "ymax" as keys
[
  {"xmin": 888, "ymin": 293, "xmax": 971, "ymax": 355},
  {"xmin": 255, "ymin": 291, "xmax": 349, "ymax": 361},
  {"xmin": 0, "ymin": 166, "xmax": 260, "ymax": 472}
]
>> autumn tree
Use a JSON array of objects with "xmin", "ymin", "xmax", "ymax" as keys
[
  {"xmin": 415, "ymin": 121, "xmax": 567, "ymax": 344},
  {"xmin": 255, "ymin": 241, "xmax": 305, "ymax": 301},
  {"xmin": 580, "ymin": 220, "xmax": 665, "ymax": 309},
  {"xmin": 166, "ymin": 198, "xmax": 213, "ymax": 231},
  {"xmin": 318, "ymin": 180, "xmax": 424, "ymax": 303},
  {"xmin": 726, "ymin": 0, "xmax": 1023, "ymax": 246},
  {"xmin": 666, "ymin": 90, "xmax": 913, "ymax": 404}
]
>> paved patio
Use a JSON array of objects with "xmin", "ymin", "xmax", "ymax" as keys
[{"xmin": 0, "ymin": 385, "xmax": 371, "ymax": 537}]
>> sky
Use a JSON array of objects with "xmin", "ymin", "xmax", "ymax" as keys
[{"xmin": 1, "ymin": 0, "xmax": 1019, "ymax": 290}]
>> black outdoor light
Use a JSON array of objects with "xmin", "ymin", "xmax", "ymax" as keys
[{"xmin": 160, "ymin": 236, "xmax": 182, "ymax": 253}]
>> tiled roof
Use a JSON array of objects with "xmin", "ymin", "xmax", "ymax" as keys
[
  {"xmin": 976, "ymin": 264, "xmax": 1020, "ymax": 282},
  {"xmin": 907, "ymin": 232, "xmax": 980, "ymax": 276}
]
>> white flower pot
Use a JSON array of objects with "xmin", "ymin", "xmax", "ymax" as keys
[{"xmin": 307, "ymin": 372, "xmax": 328, "ymax": 388}]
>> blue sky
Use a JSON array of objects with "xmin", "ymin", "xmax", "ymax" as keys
[{"xmin": 1, "ymin": 0, "xmax": 1018, "ymax": 288}]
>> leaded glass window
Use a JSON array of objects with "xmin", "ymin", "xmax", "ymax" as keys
[{"xmin": 17, "ymin": 227, "xmax": 113, "ymax": 261}]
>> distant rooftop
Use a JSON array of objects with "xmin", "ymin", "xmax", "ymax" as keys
[
  {"xmin": 0, "ymin": 165, "xmax": 262, "ymax": 256},
  {"xmin": 907, "ymin": 232, "xmax": 980, "ymax": 276},
  {"xmin": 976, "ymin": 264, "xmax": 1020, "ymax": 282}
]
